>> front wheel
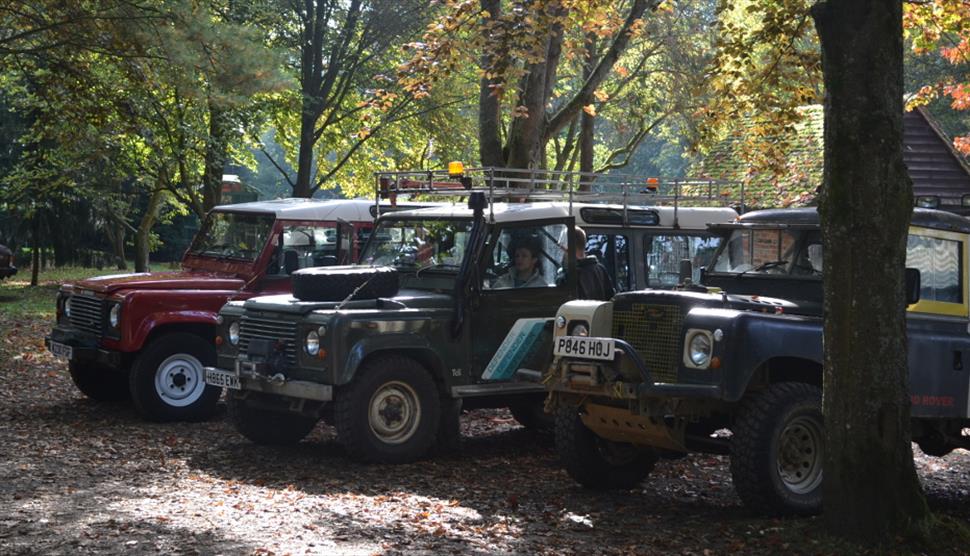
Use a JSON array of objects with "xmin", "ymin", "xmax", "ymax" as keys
[
  {"xmin": 129, "ymin": 333, "xmax": 221, "ymax": 422},
  {"xmin": 227, "ymin": 394, "xmax": 319, "ymax": 445},
  {"xmin": 730, "ymin": 382, "xmax": 824, "ymax": 515},
  {"xmin": 334, "ymin": 354, "xmax": 440, "ymax": 463},
  {"xmin": 554, "ymin": 405, "xmax": 657, "ymax": 489},
  {"xmin": 69, "ymin": 361, "xmax": 129, "ymax": 402}
]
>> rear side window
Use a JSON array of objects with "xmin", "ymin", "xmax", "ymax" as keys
[
  {"xmin": 646, "ymin": 235, "xmax": 721, "ymax": 286},
  {"xmin": 907, "ymin": 234, "xmax": 963, "ymax": 304}
]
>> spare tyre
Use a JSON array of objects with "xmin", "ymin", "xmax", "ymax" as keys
[{"xmin": 292, "ymin": 265, "xmax": 399, "ymax": 302}]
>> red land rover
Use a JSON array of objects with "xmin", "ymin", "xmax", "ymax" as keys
[{"xmin": 45, "ymin": 198, "xmax": 402, "ymax": 421}]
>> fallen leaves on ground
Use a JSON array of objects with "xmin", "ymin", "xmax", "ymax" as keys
[{"xmin": 0, "ymin": 309, "xmax": 969, "ymax": 555}]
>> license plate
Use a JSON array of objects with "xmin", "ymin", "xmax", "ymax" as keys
[
  {"xmin": 553, "ymin": 336, "xmax": 615, "ymax": 361},
  {"xmin": 50, "ymin": 341, "xmax": 73, "ymax": 359},
  {"xmin": 205, "ymin": 368, "xmax": 240, "ymax": 390}
]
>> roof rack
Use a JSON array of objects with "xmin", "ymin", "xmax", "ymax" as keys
[{"xmin": 374, "ymin": 166, "xmax": 744, "ymax": 214}]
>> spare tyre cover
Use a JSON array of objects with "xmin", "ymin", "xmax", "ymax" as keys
[{"xmin": 292, "ymin": 266, "xmax": 399, "ymax": 302}]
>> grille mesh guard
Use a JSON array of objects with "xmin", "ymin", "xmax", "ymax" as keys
[{"xmin": 612, "ymin": 303, "xmax": 682, "ymax": 383}]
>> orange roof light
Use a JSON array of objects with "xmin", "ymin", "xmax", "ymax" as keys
[
  {"xmin": 448, "ymin": 161, "xmax": 465, "ymax": 178},
  {"xmin": 645, "ymin": 177, "xmax": 659, "ymax": 192}
]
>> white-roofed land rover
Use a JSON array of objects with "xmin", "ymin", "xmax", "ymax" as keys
[
  {"xmin": 204, "ymin": 167, "xmax": 740, "ymax": 463},
  {"xmin": 548, "ymin": 206, "xmax": 970, "ymax": 515}
]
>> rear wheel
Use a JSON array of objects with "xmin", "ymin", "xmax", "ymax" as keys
[
  {"xmin": 555, "ymin": 405, "xmax": 657, "ymax": 489},
  {"xmin": 129, "ymin": 333, "xmax": 221, "ymax": 422},
  {"xmin": 69, "ymin": 361, "xmax": 129, "ymax": 402},
  {"xmin": 334, "ymin": 354, "xmax": 439, "ymax": 463},
  {"xmin": 227, "ymin": 394, "xmax": 319, "ymax": 445},
  {"xmin": 730, "ymin": 382, "xmax": 824, "ymax": 515}
]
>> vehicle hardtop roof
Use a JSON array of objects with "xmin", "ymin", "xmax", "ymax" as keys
[
  {"xmin": 377, "ymin": 201, "xmax": 737, "ymax": 229},
  {"xmin": 211, "ymin": 198, "xmax": 427, "ymax": 221},
  {"xmin": 723, "ymin": 206, "xmax": 970, "ymax": 234}
]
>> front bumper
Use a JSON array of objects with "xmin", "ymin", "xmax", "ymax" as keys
[
  {"xmin": 553, "ymin": 338, "xmax": 722, "ymax": 400},
  {"xmin": 45, "ymin": 325, "xmax": 123, "ymax": 368},
  {"xmin": 205, "ymin": 361, "xmax": 333, "ymax": 402}
]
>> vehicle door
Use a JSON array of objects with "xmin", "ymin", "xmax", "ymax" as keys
[
  {"xmin": 905, "ymin": 226, "xmax": 970, "ymax": 419},
  {"xmin": 583, "ymin": 228, "xmax": 633, "ymax": 293},
  {"xmin": 258, "ymin": 221, "xmax": 343, "ymax": 294},
  {"xmin": 469, "ymin": 219, "xmax": 575, "ymax": 383}
]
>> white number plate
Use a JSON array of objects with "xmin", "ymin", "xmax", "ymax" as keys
[
  {"xmin": 553, "ymin": 336, "xmax": 615, "ymax": 361},
  {"xmin": 50, "ymin": 341, "xmax": 73, "ymax": 359},
  {"xmin": 205, "ymin": 368, "xmax": 240, "ymax": 390}
]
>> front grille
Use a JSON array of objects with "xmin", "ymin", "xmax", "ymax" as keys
[
  {"xmin": 239, "ymin": 315, "xmax": 298, "ymax": 366},
  {"xmin": 68, "ymin": 294, "xmax": 105, "ymax": 335},
  {"xmin": 612, "ymin": 303, "xmax": 682, "ymax": 383}
]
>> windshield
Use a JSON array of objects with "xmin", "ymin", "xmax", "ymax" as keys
[
  {"xmin": 362, "ymin": 218, "xmax": 474, "ymax": 271},
  {"xmin": 711, "ymin": 228, "xmax": 821, "ymax": 276},
  {"xmin": 188, "ymin": 211, "xmax": 275, "ymax": 262}
]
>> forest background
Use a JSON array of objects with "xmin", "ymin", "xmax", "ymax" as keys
[{"xmin": 1, "ymin": 0, "xmax": 968, "ymax": 276}]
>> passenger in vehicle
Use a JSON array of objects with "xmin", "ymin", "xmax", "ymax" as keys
[{"xmin": 492, "ymin": 237, "xmax": 548, "ymax": 288}]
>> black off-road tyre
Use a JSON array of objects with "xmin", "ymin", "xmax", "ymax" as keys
[
  {"xmin": 555, "ymin": 405, "xmax": 657, "ymax": 489},
  {"xmin": 129, "ymin": 333, "xmax": 221, "ymax": 422},
  {"xmin": 509, "ymin": 394, "xmax": 554, "ymax": 432},
  {"xmin": 730, "ymin": 382, "xmax": 824, "ymax": 515},
  {"xmin": 292, "ymin": 266, "xmax": 399, "ymax": 302},
  {"xmin": 334, "ymin": 354, "xmax": 440, "ymax": 464},
  {"xmin": 227, "ymin": 394, "xmax": 319, "ymax": 445},
  {"xmin": 69, "ymin": 361, "xmax": 130, "ymax": 402}
]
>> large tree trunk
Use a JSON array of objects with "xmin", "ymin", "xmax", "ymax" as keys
[
  {"xmin": 811, "ymin": 0, "xmax": 930, "ymax": 542},
  {"xmin": 294, "ymin": 102, "xmax": 316, "ymax": 198},
  {"xmin": 134, "ymin": 188, "xmax": 165, "ymax": 273},
  {"xmin": 478, "ymin": 0, "xmax": 504, "ymax": 167}
]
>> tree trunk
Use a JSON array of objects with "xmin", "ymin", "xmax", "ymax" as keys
[
  {"xmin": 294, "ymin": 101, "xmax": 316, "ymax": 198},
  {"xmin": 811, "ymin": 0, "xmax": 930, "ymax": 542},
  {"xmin": 30, "ymin": 213, "xmax": 39, "ymax": 287},
  {"xmin": 202, "ymin": 100, "xmax": 231, "ymax": 211},
  {"xmin": 478, "ymin": 0, "xmax": 504, "ymax": 167},
  {"xmin": 104, "ymin": 220, "xmax": 127, "ymax": 270},
  {"xmin": 134, "ymin": 188, "xmax": 165, "ymax": 273}
]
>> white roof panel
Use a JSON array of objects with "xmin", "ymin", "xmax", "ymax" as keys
[
  {"xmin": 211, "ymin": 198, "xmax": 430, "ymax": 222},
  {"xmin": 381, "ymin": 201, "xmax": 738, "ymax": 229}
]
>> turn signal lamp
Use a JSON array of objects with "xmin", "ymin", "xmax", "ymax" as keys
[{"xmin": 448, "ymin": 161, "xmax": 465, "ymax": 177}]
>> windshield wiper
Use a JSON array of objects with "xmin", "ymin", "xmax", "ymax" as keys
[
  {"xmin": 415, "ymin": 263, "xmax": 460, "ymax": 278},
  {"xmin": 739, "ymin": 259, "xmax": 788, "ymax": 276}
]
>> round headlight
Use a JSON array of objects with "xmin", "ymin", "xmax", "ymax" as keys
[
  {"xmin": 64, "ymin": 298, "xmax": 72, "ymax": 317},
  {"xmin": 688, "ymin": 332, "xmax": 712, "ymax": 367},
  {"xmin": 317, "ymin": 324, "xmax": 328, "ymax": 337},
  {"xmin": 228, "ymin": 321, "xmax": 240, "ymax": 345},
  {"xmin": 305, "ymin": 330, "xmax": 320, "ymax": 356},
  {"xmin": 555, "ymin": 315, "xmax": 567, "ymax": 329},
  {"xmin": 109, "ymin": 304, "xmax": 121, "ymax": 328}
]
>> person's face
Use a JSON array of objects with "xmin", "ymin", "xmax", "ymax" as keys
[{"xmin": 513, "ymin": 247, "xmax": 537, "ymax": 274}]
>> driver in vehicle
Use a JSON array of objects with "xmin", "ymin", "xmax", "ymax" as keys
[{"xmin": 492, "ymin": 237, "xmax": 548, "ymax": 288}]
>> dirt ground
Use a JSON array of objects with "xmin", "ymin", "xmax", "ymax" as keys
[{"xmin": 2, "ymin": 312, "xmax": 970, "ymax": 555}]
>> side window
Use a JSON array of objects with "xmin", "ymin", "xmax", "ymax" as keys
[
  {"xmin": 907, "ymin": 234, "xmax": 963, "ymax": 304},
  {"xmin": 267, "ymin": 224, "xmax": 339, "ymax": 275},
  {"xmin": 713, "ymin": 230, "xmax": 798, "ymax": 273},
  {"xmin": 586, "ymin": 233, "xmax": 630, "ymax": 291},
  {"xmin": 485, "ymin": 224, "xmax": 568, "ymax": 290},
  {"xmin": 645, "ymin": 235, "xmax": 721, "ymax": 286}
]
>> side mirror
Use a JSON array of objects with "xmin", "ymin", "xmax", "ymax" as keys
[
  {"xmin": 283, "ymin": 250, "xmax": 300, "ymax": 275},
  {"xmin": 905, "ymin": 268, "xmax": 921, "ymax": 306},
  {"xmin": 679, "ymin": 259, "xmax": 693, "ymax": 285}
]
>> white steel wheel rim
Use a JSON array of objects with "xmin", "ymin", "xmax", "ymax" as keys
[
  {"xmin": 776, "ymin": 415, "xmax": 824, "ymax": 494},
  {"xmin": 154, "ymin": 353, "xmax": 207, "ymax": 407},
  {"xmin": 368, "ymin": 380, "xmax": 421, "ymax": 445}
]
